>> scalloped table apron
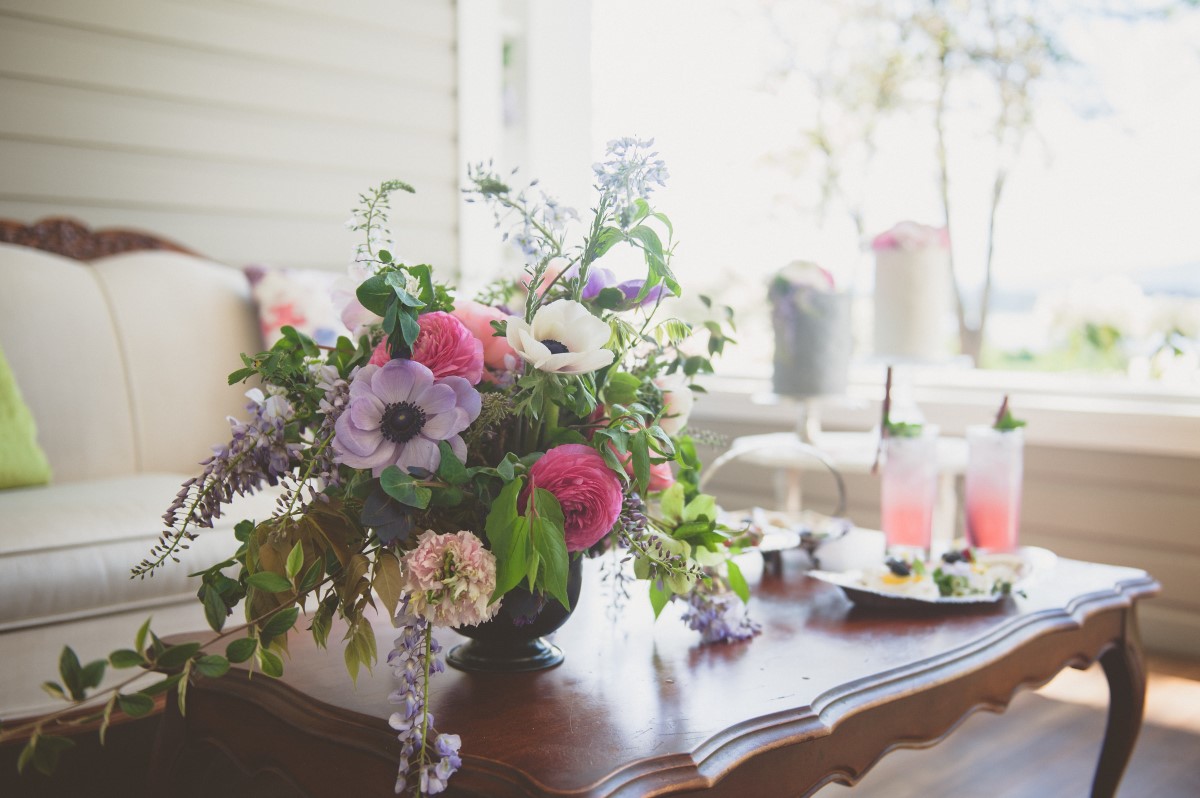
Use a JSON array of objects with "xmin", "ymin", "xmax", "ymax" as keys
[{"xmin": 148, "ymin": 552, "xmax": 1158, "ymax": 797}]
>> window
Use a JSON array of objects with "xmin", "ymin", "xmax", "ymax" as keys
[{"xmin": 590, "ymin": 0, "xmax": 1200, "ymax": 389}]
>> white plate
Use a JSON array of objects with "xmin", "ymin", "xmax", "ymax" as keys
[{"xmin": 808, "ymin": 547, "xmax": 1057, "ymax": 609}]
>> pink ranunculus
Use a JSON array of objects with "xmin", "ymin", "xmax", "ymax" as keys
[
  {"xmin": 524, "ymin": 444, "xmax": 624, "ymax": 553},
  {"xmin": 451, "ymin": 300, "xmax": 518, "ymax": 371},
  {"xmin": 369, "ymin": 312, "xmax": 485, "ymax": 382}
]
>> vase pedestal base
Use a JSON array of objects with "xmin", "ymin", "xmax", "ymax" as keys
[{"xmin": 446, "ymin": 637, "xmax": 563, "ymax": 673}]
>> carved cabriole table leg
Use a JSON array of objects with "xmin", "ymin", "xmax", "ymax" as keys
[{"xmin": 1091, "ymin": 609, "xmax": 1147, "ymax": 798}]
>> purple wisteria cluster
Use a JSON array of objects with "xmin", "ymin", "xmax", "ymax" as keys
[
  {"xmin": 310, "ymin": 363, "xmax": 352, "ymax": 490},
  {"xmin": 388, "ymin": 608, "xmax": 461, "ymax": 796},
  {"xmin": 680, "ymin": 584, "xmax": 763, "ymax": 645},
  {"xmin": 160, "ymin": 390, "xmax": 299, "ymax": 534}
]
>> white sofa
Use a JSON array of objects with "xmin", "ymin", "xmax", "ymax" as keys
[{"xmin": 0, "ymin": 238, "xmax": 279, "ymax": 717}]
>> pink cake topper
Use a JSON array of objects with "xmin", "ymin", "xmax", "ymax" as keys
[{"xmin": 871, "ymin": 221, "xmax": 950, "ymax": 251}]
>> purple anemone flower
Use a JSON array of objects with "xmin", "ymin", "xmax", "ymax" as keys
[
  {"xmin": 332, "ymin": 359, "xmax": 481, "ymax": 477},
  {"xmin": 574, "ymin": 265, "xmax": 673, "ymax": 308}
]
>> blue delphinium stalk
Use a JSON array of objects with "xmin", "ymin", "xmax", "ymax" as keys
[
  {"xmin": 388, "ymin": 604, "xmax": 460, "ymax": 796},
  {"xmin": 680, "ymin": 582, "xmax": 762, "ymax": 645},
  {"xmin": 593, "ymin": 137, "xmax": 670, "ymax": 228}
]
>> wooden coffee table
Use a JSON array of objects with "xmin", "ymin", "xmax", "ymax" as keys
[{"xmin": 149, "ymin": 553, "xmax": 1157, "ymax": 797}]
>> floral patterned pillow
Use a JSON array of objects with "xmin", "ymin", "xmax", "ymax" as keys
[{"xmin": 245, "ymin": 265, "xmax": 350, "ymax": 347}]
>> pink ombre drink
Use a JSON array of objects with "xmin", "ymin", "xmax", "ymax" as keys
[
  {"xmin": 965, "ymin": 425, "xmax": 1024, "ymax": 552},
  {"xmin": 880, "ymin": 427, "xmax": 939, "ymax": 554}
]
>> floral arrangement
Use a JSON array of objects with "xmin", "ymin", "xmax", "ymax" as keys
[{"xmin": 7, "ymin": 138, "xmax": 756, "ymax": 794}]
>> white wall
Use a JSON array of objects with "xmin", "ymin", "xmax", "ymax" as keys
[{"xmin": 0, "ymin": 0, "xmax": 459, "ymax": 270}]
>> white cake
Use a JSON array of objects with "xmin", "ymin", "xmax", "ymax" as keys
[{"xmin": 872, "ymin": 222, "xmax": 952, "ymax": 361}]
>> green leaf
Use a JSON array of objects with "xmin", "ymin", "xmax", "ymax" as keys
[
  {"xmin": 592, "ymin": 286, "xmax": 624, "ymax": 310},
  {"xmin": 378, "ymin": 249, "xmax": 393, "ymax": 263},
  {"xmin": 260, "ymin": 606, "xmax": 300, "ymax": 643},
  {"xmin": 529, "ymin": 489, "xmax": 570, "ymax": 611},
  {"xmin": 659, "ymin": 483, "xmax": 685, "ymax": 525},
  {"xmin": 285, "ymin": 540, "xmax": 305, "ymax": 582},
  {"xmin": 227, "ymin": 366, "xmax": 256, "ymax": 385},
  {"xmin": 372, "ymin": 551, "xmax": 404, "ymax": 618},
  {"xmin": 684, "ymin": 493, "xmax": 717, "ymax": 524},
  {"xmin": 234, "ymin": 520, "xmax": 255, "ymax": 543},
  {"xmin": 109, "ymin": 649, "xmax": 145, "ymax": 669},
  {"xmin": 297, "ymin": 559, "xmax": 324, "ymax": 593},
  {"xmin": 157, "ymin": 642, "xmax": 201, "ymax": 670},
  {"xmin": 40, "ymin": 681, "xmax": 66, "ymax": 701},
  {"xmin": 726, "ymin": 560, "xmax": 751, "ymax": 604},
  {"xmin": 31, "ymin": 734, "xmax": 74, "ymax": 776},
  {"xmin": 485, "ymin": 478, "xmax": 531, "ymax": 600},
  {"xmin": 203, "ymin": 584, "xmax": 227, "ymax": 633},
  {"xmin": 356, "ymin": 274, "xmax": 392, "ymax": 316},
  {"xmin": 496, "ymin": 454, "xmax": 516, "ymax": 482},
  {"xmin": 226, "ymin": 637, "xmax": 258, "ymax": 664},
  {"xmin": 117, "ymin": 692, "xmax": 156, "ymax": 718},
  {"xmin": 398, "ymin": 307, "xmax": 422, "ymax": 348},
  {"xmin": 138, "ymin": 672, "xmax": 183, "ymax": 697},
  {"xmin": 246, "ymin": 571, "xmax": 293, "ymax": 593},
  {"xmin": 80, "ymin": 659, "xmax": 107, "ymax": 690},
  {"xmin": 649, "ymin": 581, "xmax": 672, "ymax": 619},
  {"xmin": 603, "ymin": 372, "xmax": 641, "ymax": 405},
  {"xmin": 59, "ymin": 646, "xmax": 84, "ymax": 700},
  {"xmin": 342, "ymin": 620, "xmax": 376, "ymax": 686},
  {"xmin": 16, "ymin": 738, "xmax": 34, "ymax": 775},
  {"xmin": 630, "ymin": 431, "xmax": 651, "ymax": 495},
  {"xmin": 436, "ymin": 440, "xmax": 471, "ymax": 485},
  {"xmin": 134, "ymin": 617, "xmax": 152, "ymax": 654},
  {"xmin": 258, "ymin": 647, "xmax": 284, "ymax": 678},
  {"xmin": 195, "ymin": 655, "xmax": 231, "ymax": 679},
  {"xmin": 379, "ymin": 466, "xmax": 432, "ymax": 509}
]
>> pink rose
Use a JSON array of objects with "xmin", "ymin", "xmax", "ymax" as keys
[
  {"xmin": 607, "ymin": 442, "xmax": 676, "ymax": 493},
  {"xmin": 451, "ymin": 300, "xmax": 518, "ymax": 371},
  {"xmin": 369, "ymin": 311, "xmax": 485, "ymax": 384},
  {"xmin": 524, "ymin": 444, "xmax": 623, "ymax": 553}
]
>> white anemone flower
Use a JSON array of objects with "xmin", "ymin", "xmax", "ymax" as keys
[{"xmin": 505, "ymin": 300, "xmax": 615, "ymax": 374}]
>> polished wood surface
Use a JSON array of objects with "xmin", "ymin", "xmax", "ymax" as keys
[
  {"xmin": 151, "ymin": 553, "xmax": 1158, "ymax": 797},
  {"xmin": 0, "ymin": 217, "xmax": 194, "ymax": 260}
]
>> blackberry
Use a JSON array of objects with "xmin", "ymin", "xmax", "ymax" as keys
[{"xmin": 886, "ymin": 558, "xmax": 912, "ymax": 577}]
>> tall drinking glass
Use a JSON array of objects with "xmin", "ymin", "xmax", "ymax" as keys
[
  {"xmin": 965, "ymin": 425, "xmax": 1024, "ymax": 553},
  {"xmin": 880, "ymin": 426, "xmax": 939, "ymax": 556}
]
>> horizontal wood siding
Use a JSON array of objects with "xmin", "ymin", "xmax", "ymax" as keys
[
  {"xmin": 698, "ymin": 418, "xmax": 1200, "ymax": 658},
  {"xmin": 0, "ymin": 0, "xmax": 459, "ymax": 269}
]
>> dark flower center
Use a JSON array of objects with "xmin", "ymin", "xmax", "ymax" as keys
[
  {"xmin": 381, "ymin": 401, "xmax": 427, "ymax": 444},
  {"xmin": 540, "ymin": 339, "xmax": 570, "ymax": 355}
]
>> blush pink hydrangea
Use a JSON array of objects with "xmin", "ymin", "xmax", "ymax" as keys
[
  {"xmin": 525, "ymin": 444, "xmax": 623, "ymax": 552},
  {"xmin": 369, "ymin": 311, "xmax": 484, "ymax": 385},
  {"xmin": 400, "ymin": 530, "xmax": 500, "ymax": 628}
]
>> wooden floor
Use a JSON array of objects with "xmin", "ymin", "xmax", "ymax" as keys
[
  {"xmin": 4, "ymin": 657, "xmax": 1198, "ymax": 797},
  {"xmin": 816, "ymin": 655, "xmax": 1200, "ymax": 797}
]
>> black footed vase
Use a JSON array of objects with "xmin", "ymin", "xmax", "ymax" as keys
[{"xmin": 446, "ymin": 556, "xmax": 583, "ymax": 673}]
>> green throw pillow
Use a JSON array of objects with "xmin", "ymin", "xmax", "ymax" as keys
[{"xmin": 0, "ymin": 343, "xmax": 51, "ymax": 489}]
